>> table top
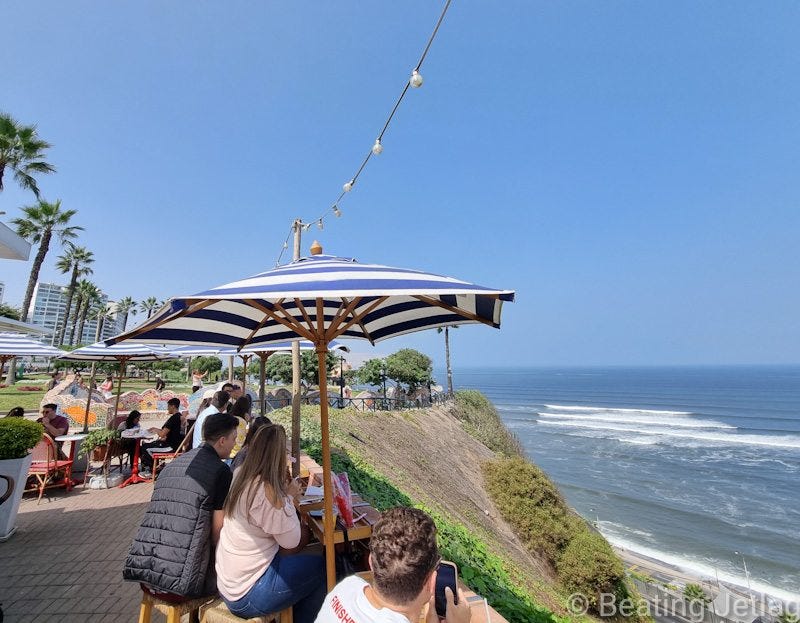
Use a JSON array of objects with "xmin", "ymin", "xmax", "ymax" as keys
[
  {"xmin": 121, "ymin": 429, "xmax": 157, "ymax": 440},
  {"xmin": 301, "ymin": 494, "xmax": 381, "ymax": 545},
  {"xmin": 55, "ymin": 433, "xmax": 88, "ymax": 442}
]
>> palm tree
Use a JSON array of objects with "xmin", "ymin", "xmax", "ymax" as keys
[
  {"xmin": 54, "ymin": 244, "xmax": 94, "ymax": 345},
  {"xmin": 12, "ymin": 199, "xmax": 82, "ymax": 322},
  {"xmin": 114, "ymin": 296, "xmax": 136, "ymax": 331},
  {"xmin": 89, "ymin": 301, "xmax": 112, "ymax": 342},
  {"xmin": 139, "ymin": 296, "xmax": 159, "ymax": 319},
  {"xmin": 436, "ymin": 325, "xmax": 458, "ymax": 397},
  {"xmin": 75, "ymin": 281, "xmax": 101, "ymax": 345},
  {"xmin": 0, "ymin": 113, "xmax": 55, "ymax": 197}
]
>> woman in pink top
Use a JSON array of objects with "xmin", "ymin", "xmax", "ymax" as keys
[{"xmin": 216, "ymin": 425, "xmax": 325, "ymax": 623}]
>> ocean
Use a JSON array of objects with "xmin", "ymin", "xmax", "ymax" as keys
[{"xmin": 445, "ymin": 365, "xmax": 800, "ymax": 603}]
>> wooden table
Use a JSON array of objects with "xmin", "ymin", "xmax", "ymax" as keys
[{"xmin": 300, "ymin": 494, "xmax": 381, "ymax": 547}]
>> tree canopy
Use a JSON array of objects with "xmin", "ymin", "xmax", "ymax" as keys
[
  {"xmin": 191, "ymin": 356, "xmax": 223, "ymax": 374},
  {"xmin": 264, "ymin": 351, "xmax": 337, "ymax": 386},
  {"xmin": 385, "ymin": 349, "xmax": 433, "ymax": 391}
]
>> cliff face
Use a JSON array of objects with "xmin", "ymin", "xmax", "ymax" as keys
[{"xmin": 318, "ymin": 401, "xmax": 567, "ymax": 614}]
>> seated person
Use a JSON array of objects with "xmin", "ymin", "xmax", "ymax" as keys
[
  {"xmin": 216, "ymin": 425, "xmax": 324, "ymax": 623},
  {"xmin": 230, "ymin": 416, "xmax": 271, "ymax": 471},
  {"xmin": 154, "ymin": 374, "xmax": 166, "ymax": 391},
  {"xmin": 193, "ymin": 390, "xmax": 229, "ymax": 449},
  {"xmin": 118, "ymin": 410, "xmax": 142, "ymax": 461},
  {"xmin": 5, "ymin": 406, "xmax": 25, "ymax": 418},
  {"xmin": 37, "ymin": 403, "xmax": 69, "ymax": 438},
  {"xmin": 124, "ymin": 413, "xmax": 239, "ymax": 598},
  {"xmin": 140, "ymin": 398, "xmax": 186, "ymax": 477},
  {"xmin": 315, "ymin": 507, "xmax": 471, "ymax": 623}
]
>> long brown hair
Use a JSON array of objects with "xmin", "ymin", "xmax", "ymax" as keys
[{"xmin": 224, "ymin": 424, "xmax": 288, "ymax": 517}]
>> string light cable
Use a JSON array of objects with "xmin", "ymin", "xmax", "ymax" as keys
[{"xmin": 275, "ymin": 0, "xmax": 453, "ymax": 265}]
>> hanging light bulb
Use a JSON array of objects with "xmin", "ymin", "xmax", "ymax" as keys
[
  {"xmin": 409, "ymin": 69, "xmax": 423, "ymax": 88},
  {"xmin": 303, "ymin": 223, "xmax": 312, "ymax": 232},
  {"xmin": 317, "ymin": 219, "xmax": 324, "ymax": 230},
  {"xmin": 333, "ymin": 205, "xmax": 342, "ymax": 217},
  {"xmin": 372, "ymin": 139, "xmax": 383, "ymax": 155},
  {"xmin": 343, "ymin": 179, "xmax": 354, "ymax": 192},
  {"xmin": 282, "ymin": 242, "xmax": 288, "ymax": 249}
]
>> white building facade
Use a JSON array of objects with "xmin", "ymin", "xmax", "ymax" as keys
[{"xmin": 27, "ymin": 282, "xmax": 125, "ymax": 346}]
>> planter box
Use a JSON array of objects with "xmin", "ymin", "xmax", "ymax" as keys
[
  {"xmin": 0, "ymin": 453, "xmax": 34, "ymax": 541},
  {"xmin": 91, "ymin": 445, "xmax": 108, "ymax": 462}
]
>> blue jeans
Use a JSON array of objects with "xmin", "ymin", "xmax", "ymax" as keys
[{"xmin": 223, "ymin": 552, "xmax": 326, "ymax": 623}]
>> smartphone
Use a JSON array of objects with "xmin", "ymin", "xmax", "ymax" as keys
[{"xmin": 435, "ymin": 561, "xmax": 459, "ymax": 618}]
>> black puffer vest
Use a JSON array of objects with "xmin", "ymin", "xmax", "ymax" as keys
[{"xmin": 123, "ymin": 445, "xmax": 226, "ymax": 597}]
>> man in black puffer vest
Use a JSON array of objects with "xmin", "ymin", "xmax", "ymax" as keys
[{"xmin": 124, "ymin": 413, "xmax": 239, "ymax": 598}]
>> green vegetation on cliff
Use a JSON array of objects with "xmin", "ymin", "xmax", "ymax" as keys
[
  {"xmin": 453, "ymin": 389, "xmax": 523, "ymax": 456},
  {"xmin": 270, "ymin": 406, "xmax": 567, "ymax": 623}
]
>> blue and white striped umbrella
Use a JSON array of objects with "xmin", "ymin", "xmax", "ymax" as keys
[
  {"xmin": 168, "ymin": 340, "xmax": 350, "ymax": 357},
  {"xmin": 109, "ymin": 252, "xmax": 513, "ymax": 588},
  {"xmin": 110, "ymin": 254, "xmax": 514, "ymax": 349},
  {"xmin": 0, "ymin": 333, "xmax": 63, "ymax": 358},
  {"xmin": 58, "ymin": 341, "xmax": 175, "ymax": 362}
]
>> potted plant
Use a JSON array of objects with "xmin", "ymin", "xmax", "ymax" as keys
[
  {"xmin": 0, "ymin": 418, "xmax": 44, "ymax": 541},
  {"xmin": 78, "ymin": 428, "xmax": 121, "ymax": 462}
]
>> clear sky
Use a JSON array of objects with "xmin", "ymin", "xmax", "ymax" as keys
[{"xmin": 2, "ymin": 1, "xmax": 798, "ymax": 368}]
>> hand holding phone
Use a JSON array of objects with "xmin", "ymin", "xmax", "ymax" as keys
[{"xmin": 435, "ymin": 562, "xmax": 459, "ymax": 618}]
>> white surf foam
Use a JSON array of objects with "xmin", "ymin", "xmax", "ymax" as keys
[
  {"xmin": 603, "ymin": 533, "xmax": 800, "ymax": 606},
  {"xmin": 544, "ymin": 404, "xmax": 692, "ymax": 416},
  {"xmin": 536, "ymin": 420, "xmax": 800, "ymax": 450},
  {"xmin": 538, "ymin": 412, "xmax": 735, "ymax": 429}
]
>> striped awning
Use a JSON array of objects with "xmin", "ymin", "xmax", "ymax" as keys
[
  {"xmin": 0, "ymin": 332, "xmax": 63, "ymax": 358},
  {"xmin": 168, "ymin": 340, "xmax": 350, "ymax": 357},
  {"xmin": 58, "ymin": 341, "xmax": 176, "ymax": 362},
  {"xmin": 108, "ymin": 254, "xmax": 514, "ymax": 348}
]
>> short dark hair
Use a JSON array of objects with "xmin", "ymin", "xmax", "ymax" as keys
[
  {"xmin": 370, "ymin": 507, "xmax": 439, "ymax": 604},
  {"xmin": 221, "ymin": 383, "xmax": 234, "ymax": 391},
  {"xmin": 167, "ymin": 397, "xmax": 181, "ymax": 409},
  {"xmin": 212, "ymin": 390, "xmax": 230, "ymax": 409},
  {"xmin": 43, "ymin": 403, "xmax": 58, "ymax": 412},
  {"xmin": 6, "ymin": 406, "xmax": 25, "ymax": 418},
  {"xmin": 203, "ymin": 412, "xmax": 239, "ymax": 442}
]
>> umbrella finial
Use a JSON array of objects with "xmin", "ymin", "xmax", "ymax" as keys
[{"xmin": 310, "ymin": 240, "xmax": 323, "ymax": 255}]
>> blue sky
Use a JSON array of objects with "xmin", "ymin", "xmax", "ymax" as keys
[{"xmin": 2, "ymin": 1, "xmax": 798, "ymax": 368}]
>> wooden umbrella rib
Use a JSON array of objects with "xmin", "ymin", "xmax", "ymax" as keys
[
  {"xmin": 325, "ymin": 297, "xmax": 362, "ymax": 339},
  {"xmin": 243, "ymin": 299, "xmax": 316, "ymax": 341},
  {"xmin": 331, "ymin": 296, "xmax": 387, "ymax": 343},
  {"xmin": 413, "ymin": 295, "xmax": 496, "ymax": 327},
  {"xmin": 293, "ymin": 298, "xmax": 316, "ymax": 339},
  {"xmin": 240, "ymin": 310, "xmax": 273, "ymax": 350}
]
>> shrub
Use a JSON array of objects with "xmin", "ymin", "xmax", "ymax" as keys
[
  {"xmin": 0, "ymin": 418, "xmax": 44, "ymax": 460},
  {"xmin": 454, "ymin": 390, "xmax": 523, "ymax": 456},
  {"xmin": 683, "ymin": 583, "xmax": 710, "ymax": 605},
  {"xmin": 78, "ymin": 428, "xmax": 121, "ymax": 459},
  {"xmin": 17, "ymin": 386, "xmax": 42, "ymax": 392},
  {"xmin": 557, "ymin": 530, "xmax": 624, "ymax": 612},
  {"xmin": 483, "ymin": 457, "xmax": 578, "ymax": 563}
]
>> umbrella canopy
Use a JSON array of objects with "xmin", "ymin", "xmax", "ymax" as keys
[
  {"xmin": 167, "ymin": 340, "xmax": 350, "ymax": 357},
  {"xmin": 109, "ymin": 252, "xmax": 514, "ymax": 589},
  {"xmin": 0, "ymin": 333, "xmax": 63, "ymax": 359},
  {"xmin": 59, "ymin": 342, "xmax": 177, "ymax": 430}
]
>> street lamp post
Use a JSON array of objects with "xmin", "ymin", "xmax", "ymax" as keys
[
  {"xmin": 380, "ymin": 364, "xmax": 388, "ymax": 409},
  {"xmin": 734, "ymin": 551, "xmax": 754, "ymax": 607},
  {"xmin": 338, "ymin": 354, "xmax": 345, "ymax": 407}
]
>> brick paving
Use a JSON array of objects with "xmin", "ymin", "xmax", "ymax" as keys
[{"xmin": 0, "ymin": 479, "xmax": 154, "ymax": 622}]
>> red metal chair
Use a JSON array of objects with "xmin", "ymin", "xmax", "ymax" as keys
[
  {"xmin": 27, "ymin": 434, "xmax": 74, "ymax": 504},
  {"xmin": 148, "ymin": 421, "xmax": 196, "ymax": 481}
]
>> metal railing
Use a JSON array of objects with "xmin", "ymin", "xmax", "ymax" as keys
[{"xmin": 260, "ymin": 393, "xmax": 452, "ymax": 413}]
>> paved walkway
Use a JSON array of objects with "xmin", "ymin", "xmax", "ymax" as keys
[{"xmin": 0, "ymin": 480, "xmax": 153, "ymax": 622}]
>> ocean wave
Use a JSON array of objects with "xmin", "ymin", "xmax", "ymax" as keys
[
  {"xmin": 601, "ymin": 534, "xmax": 800, "ymax": 605},
  {"xmin": 544, "ymin": 404, "xmax": 692, "ymax": 416},
  {"xmin": 535, "ymin": 420, "xmax": 800, "ymax": 449},
  {"xmin": 538, "ymin": 412, "xmax": 735, "ymax": 429}
]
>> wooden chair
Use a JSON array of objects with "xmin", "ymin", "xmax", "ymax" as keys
[
  {"xmin": 200, "ymin": 598, "xmax": 292, "ymax": 623},
  {"xmin": 138, "ymin": 585, "xmax": 213, "ymax": 623},
  {"xmin": 148, "ymin": 421, "xmax": 195, "ymax": 481},
  {"xmin": 26, "ymin": 434, "xmax": 74, "ymax": 504}
]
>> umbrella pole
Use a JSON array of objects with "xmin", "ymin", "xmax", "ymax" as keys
[
  {"xmin": 259, "ymin": 353, "xmax": 267, "ymax": 416},
  {"xmin": 82, "ymin": 361, "xmax": 98, "ymax": 433},
  {"xmin": 112, "ymin": 356, "xmax": 127, "ymax": 427},
  {"xmin": 316, "ymin": 344, "xmax": 336, "ymax": 591},
  {"xmin": 241, "ymin": 355, "xmax": 249, "ymax": 393},
  {"xmin": 291, "ymin": 341, "xmax": 301, "ymax": 478}
]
